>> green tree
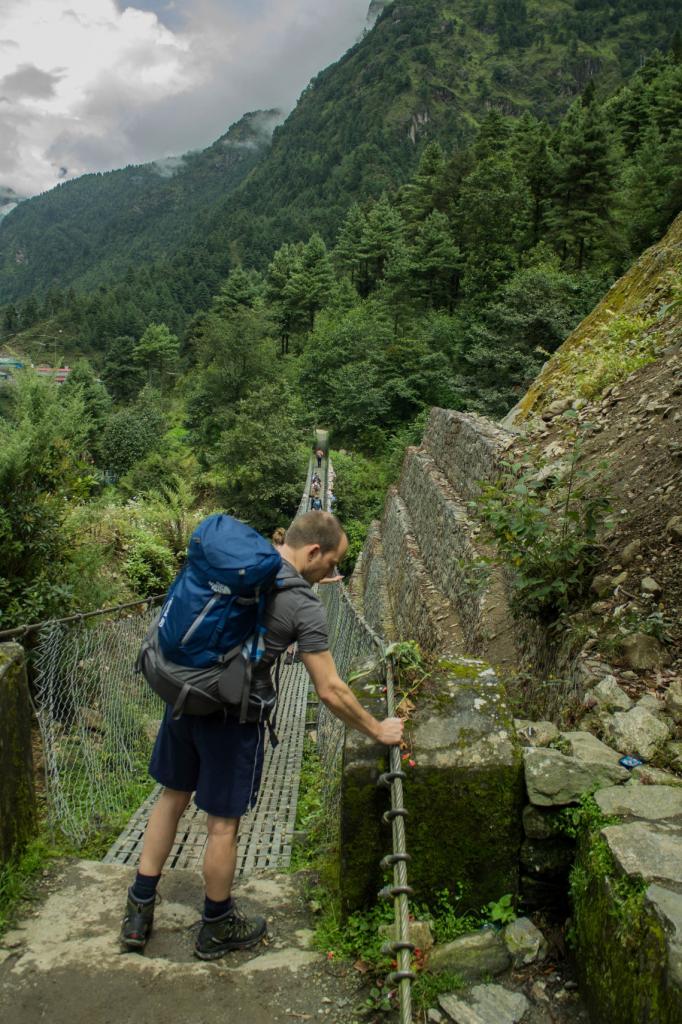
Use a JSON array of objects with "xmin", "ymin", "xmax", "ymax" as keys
[
  {"xmin": 213, "ymin": 381, "xmax": 309, "ymax": 534},
  {"xmin": 547, "ymin": 101, "xmax": 614, "ymax": 270},
  {"xmin": 282, "ymin": 233, "xmax": 335, "ymax": 334},
  {"xmin": 133, "ymin": 322, "xmax": 180, "ymax": 390},
  {"xmin": 99, "ymin": 387, "xmax": 167, "ymax": 477},
  {"xmin": 358, "ymin": 194, "xmax": 406, "ymax": 295},
  {"xmin": 0, "ymin": 373, "xmax": 91, "ymax": 626},
  {"xmin": 102, "ymin": 335, "xmax": 145, "ymax": 402}
]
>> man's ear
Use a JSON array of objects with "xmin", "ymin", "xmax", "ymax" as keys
[{"xmin": 307, "ymin": 543, "xmax": 321, "ymax": 561}]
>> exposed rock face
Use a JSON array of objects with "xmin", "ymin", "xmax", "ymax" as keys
[
  {"xmin": 595, "ymin": 785, "xmax": 682, "ymax": 821},
  {"xmin": 438, "ymin": 984, "xmax": 530, "ymax": 1024}
]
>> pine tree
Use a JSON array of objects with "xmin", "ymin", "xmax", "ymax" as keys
[
  {"xmin": 266, "ymin": 242, "xmax": 304, "ymax": 354},
  {"xmin": 358, "ymin": 193, "xmax": 406, "ymax": 294},
  {"xmin": 411, "ymin": 212, "xmax": 463, "ymax": 310},
  {"xmin": 457, "ymin": 155, "xmax": 532, "ymax": 298},
  {"xmin": 333, "ymin": 204, "xmax": 366, "ymax": 286},
  {"xmin": 133, "ymin": 323, "xmax": 180, "ymax": 390},
  {"xmin": 399, "ymin": 142, "xmax": 448, "ymax": 228},
  {"xmin": 282, "ymin": 233, "xmax": 335, "ymax": 335},
  {"xmin": 547, "ymin": 101, "xmax": 613, "ymax": 270}
]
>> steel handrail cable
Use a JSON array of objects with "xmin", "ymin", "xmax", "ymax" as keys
[{"xmin": 326, "ymin": 582, "xmax": 415, "ymax": 1023}]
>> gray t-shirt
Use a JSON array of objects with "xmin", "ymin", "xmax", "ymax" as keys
[{"xmin": 253, "ymin": 559, "xmax": 329, "ymax": 688}]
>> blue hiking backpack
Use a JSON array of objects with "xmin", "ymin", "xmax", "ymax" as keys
[{"xmin": 136, "ymin": 514, "xmax": 305, "ymax": 731}]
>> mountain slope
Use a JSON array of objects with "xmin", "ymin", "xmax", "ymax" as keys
[
  {"xmin": 166, "ymin": 0, "xmax": 682, "ymax": 269},
  {"xmin": 0, "ymin": 110, "xmax": 279, "ymax": 303},
  {"xmin": 0, "ymin": 0, "xmax": 680, "ymax": 305}
]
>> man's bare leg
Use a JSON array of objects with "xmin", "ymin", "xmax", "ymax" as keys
[
  {"xmin": 195, "ymin": 814, "xmax": 267, "ymax": 958},
  {"xmin": 203, "ymin": 815, "xmax": 240, "ymax": 900},
  {"xmin": 138, "ymin": 787, "xmax": 192, "ymax": 875}
]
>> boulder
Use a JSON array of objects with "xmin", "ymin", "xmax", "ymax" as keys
[
  {"xmin": 601, "ymin": 706, "xmax": 672, "ymax": 760},
  {"xmin": 595, "ymin": 785, "xmax": 682, "ymax": 821},
  {"xmin": 379, "ymin": 919, "xmax": 434, "ymax": 952},
  {"xmin": 641, "ymin": 576, "xmax": 662, "ymax": 597},
  {"xmin": 602, "ymin": 821, "xmax": 682, "ymax": 888},
  {"xmin": 631, "ymin": 765, "xmax": 682, "ymax": 788},
  {"xmin": 666, "ymin": 516, "xmax": 682, "ymax": 542},
  {"xmin": 592, "ymin": 676, "xmax": 633, "ymax": 712},
  {"xmin": 559, "ymin": 730, "xmax": 624, "ymax": 767},
  {"xmin": 665, "ymin": 680, "xmax": 682, "ymax": 723},
  {"xmin": 513, "ymin": 720, "xmax": 558, "ymax": 747},
  {"xmin": 524, "ymin": 747, "xmax": 628, "ymax": 807},
  {"xmin": 503, "ymin": 917, "xmax": 548, "ymax": 967},
  {"xmin": 621, "ymin": 539, "xmax": 643, "ymax": 565},
  {"xmin": 542, "ymin": 398, "xmax": 573, "ymax": 420},
  {"xmin": 522, "ymin": 804, "xmax": 560, "ymax": 840},
  {"xmin": 620, "ymin": 633, "xmax": 670, "ymax": 671},
  {"xmin": 428, "ymin": 928, "xmax": 511, "ymax": 979},
  {"xmin": 439, "ymin": 984, "xmax": 530, "ymax": 1024}
]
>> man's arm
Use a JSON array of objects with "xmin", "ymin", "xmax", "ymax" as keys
[{"xmin": 300, "ymin": 650, "xmax": 403, "ymax": 746}]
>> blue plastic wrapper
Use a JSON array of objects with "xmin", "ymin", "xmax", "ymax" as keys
[{"xmin": 619, "ymin": 755, "xmax": 644, "ymax": 769}]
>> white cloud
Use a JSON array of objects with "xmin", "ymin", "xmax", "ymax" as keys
[{"xmin": 0, "ymin": 0, "xmax": 371, "ymax": 198}]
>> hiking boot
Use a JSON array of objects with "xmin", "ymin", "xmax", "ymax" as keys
[
  {"xmin": 194, "ymin": 902, "xmax": 267, "ymax": 960},
  {"xmin": 120, "ymin": 887, "xmax": 156, "ymax": 951}
]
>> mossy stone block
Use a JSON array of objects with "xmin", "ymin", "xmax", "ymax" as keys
[
  {"xmin": 0, "ymin": 643, "xmax": 37, "ymax": 862},
  {"xmin": 404, "ymin": 665, "xmax": 523, "ymax": 907},
  {"xmin": 573, "ymin": 828, "xmax": 682, "ymax": 1023}
]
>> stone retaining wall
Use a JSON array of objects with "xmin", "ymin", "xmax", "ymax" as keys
[
  {"xmin": 398, "ymin": 446, "xmax": 484, "ymax": 651},
  {"xmin": 380, "ymin": 488, "xmax": 464, "ymax": 655},
  {"xmin": 0, "ymin": 643, "xmax": 37, "ymax": 862},
  {"xmin": 422, "ymin": 408, "xmax": 510, "ymax": 500}
]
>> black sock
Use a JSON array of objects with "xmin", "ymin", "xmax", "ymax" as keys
[
  {"xmin": 131, "ymin": 871, "xmax": 161, "ymax": 902},
  {"xmin": 204, "ymin": 895, "xmax": 234, "ymax": 920}
]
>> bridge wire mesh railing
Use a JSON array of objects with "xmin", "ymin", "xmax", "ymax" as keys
[
  {"xmin": 318, "ymin": 578, "xmax": 415, "ymax": 1024},
  {"xmin": 25, "ymin": 450, "xmax": 318, "ymax": 847},
  {"xmin": 30, "ymin": 600, "xmax": 164, "ymax": 845}
]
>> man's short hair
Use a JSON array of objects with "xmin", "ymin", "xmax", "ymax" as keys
[{"xmin": 285, "ymin": 511, "xmax": 345, "ymax": 553}]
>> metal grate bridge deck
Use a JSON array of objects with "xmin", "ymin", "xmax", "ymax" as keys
[{"xmin": 104, "ymin": 658, "xmax": 312, "ymax": 875}]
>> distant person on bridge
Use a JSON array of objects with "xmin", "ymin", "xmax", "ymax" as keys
[
  {"xmin": 309, "ymin": 495, "xmax": 323, "ymax": 511},
  {"xmin": 120, "ymin": 512, "xmax": 402, "ymax": 960},
  {"xmin": 315, "ymin": 447, "xmax": 324, "ymax": 468}
]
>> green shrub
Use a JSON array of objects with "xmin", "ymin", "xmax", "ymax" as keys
[
  {"xmin": 123, "ymin": 531, "xmax": 176, "ymax": 595},
  {"xmin": 479, "ymin": 440, "xmax": 610, "ymax": 621}
]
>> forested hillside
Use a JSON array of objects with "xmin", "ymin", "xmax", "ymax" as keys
[
  {"xmin": 1, "ymin": 2, "xmax": 681, "ymax": 634},
  {"xmin": 1, "ymin": 0, "xmax": 680, "ymax": 309},
  {"xmin": 0, "ymin": 110, "xmax": 279, "ymax": 303}
]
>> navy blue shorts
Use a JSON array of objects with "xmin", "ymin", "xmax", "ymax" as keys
[{"xmin": 149, "ymin": 706, "xmax": 265, "ymax": 819}]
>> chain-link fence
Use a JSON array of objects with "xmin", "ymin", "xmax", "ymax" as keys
[
  {"xmin": 32, "ymin": 602, "xmax": 164, "ymax": 844},
  {"xmin": 317, "ymin": 580, "xmax": 384, "ymax": 832}
]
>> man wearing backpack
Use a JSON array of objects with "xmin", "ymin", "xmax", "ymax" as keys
[{"xmin": 121, "ymin": 511, "xmax": 403, "ymax": 960}]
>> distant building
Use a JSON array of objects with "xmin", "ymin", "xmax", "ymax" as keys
[{"xmin": 35, "ymin": 365, "xmax": 72, "ymax": 383}]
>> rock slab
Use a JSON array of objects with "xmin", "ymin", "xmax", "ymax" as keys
[
  {"xmin": 503, "ymin": 917, "xmax": 547, "ymax": 967},
  {"xmin": 439, "ymin": 984, "xmax": 530, "ymax": 1023},
  {"xmin": 524, "ymin": 747, "xmax": 628, "ymax": 806},
  {"xmin": 602, "ymin": 821, "xmax": 682, "ymax": 887},
  {"xmin": 595, "ymin": 785, "xmax": 682, "ymax": 822},
  {"xmin": 428, "ymin": 928, "xmax": 511, "ymax": 980}
]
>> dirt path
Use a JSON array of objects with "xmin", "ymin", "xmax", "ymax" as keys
[{"xmin": 0, "ymin": 861, "xmax": 367, "ymax": 1024}]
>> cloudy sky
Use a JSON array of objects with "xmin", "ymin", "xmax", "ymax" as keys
[{"xmin": 0, "ymin": 0, "xmax": 372, "ymax": 200}]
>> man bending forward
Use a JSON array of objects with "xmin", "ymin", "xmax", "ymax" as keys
[{"xmin": 120, "ymin": 511, "xmax": 403, "ymax": 959}]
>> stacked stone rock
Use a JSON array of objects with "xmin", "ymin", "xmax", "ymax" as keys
[{"xmin": 355, "ymin": 408, "xmax": 518, "ymax": 670}]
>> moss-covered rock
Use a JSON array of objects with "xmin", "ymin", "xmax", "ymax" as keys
[
  {"xmin": 337, "ymin": 660, "xmax": 523, "ymax": 915},
  {"xmin": 0, "ymin": 643, "xmax": 37, "ymax": 863},
  {"xmin": 572, "ymin": 827, "xmax": 682, "ymax": 1023}
]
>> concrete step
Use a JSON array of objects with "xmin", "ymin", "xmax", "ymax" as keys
[{"xmin": 0, "ymin": 860, "xmax": 361, "ymax": 1024}]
